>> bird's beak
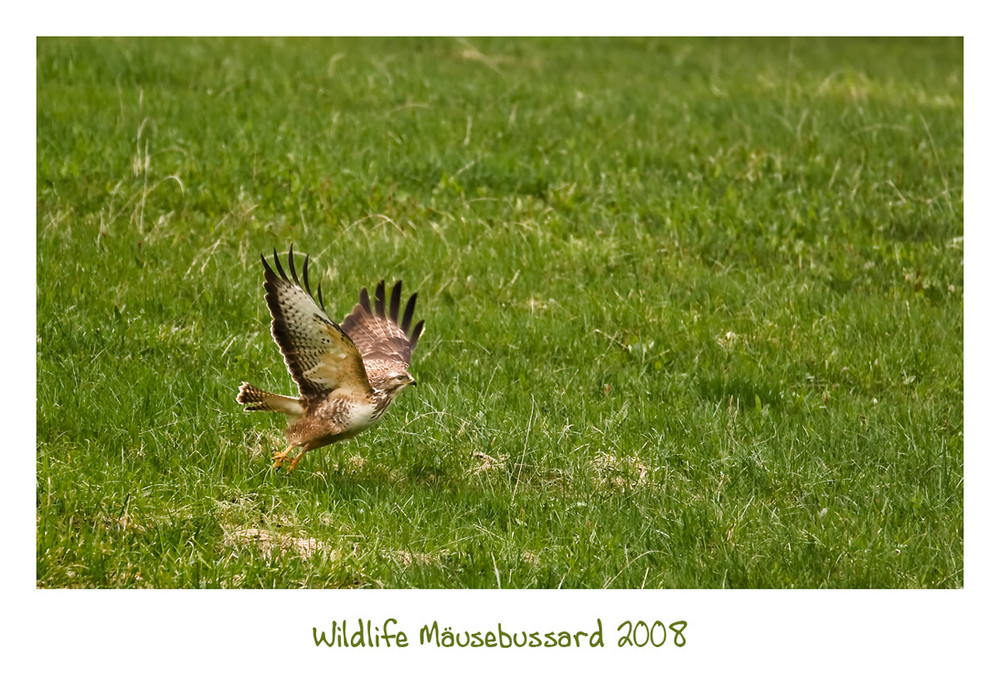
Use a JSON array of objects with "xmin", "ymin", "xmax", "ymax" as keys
[{"xmin": 409, "ymin": 374, "xmax": 417, "ymax": 386}]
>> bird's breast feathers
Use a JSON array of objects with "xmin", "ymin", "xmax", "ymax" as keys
[{"xmin": 313, "ymin": 390, "xmax": 381, "ymax": 433}]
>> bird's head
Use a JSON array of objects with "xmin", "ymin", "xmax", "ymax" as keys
[{"xmin": 380, "ymin": 371, "xmax": 417, "ymax": 396}]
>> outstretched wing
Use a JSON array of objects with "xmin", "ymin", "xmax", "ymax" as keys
[
  {"xmin": 340, "ymin": 279, "xmax": 424, "ymax": 385},
  {"xmin": 261, "ymin": 246, "xmax": 372, "ymax": 399}
]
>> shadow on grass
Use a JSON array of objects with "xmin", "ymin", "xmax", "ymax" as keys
[{"xmin": 697, "ymin": 373, "xmax": 783, "ymax": 410}]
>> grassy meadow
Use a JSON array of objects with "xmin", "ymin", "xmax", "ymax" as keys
[{"xmin": 36, "ymin": 37, "xmax": 963, "ymax": 588}]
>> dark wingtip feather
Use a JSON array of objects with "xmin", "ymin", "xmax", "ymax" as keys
[
  {"xmin": 400, "ymin": 293, "xmax": 417, "ymax": 333},
  {"xmin": 272, "ymin": 249, "xmax": 288, "ymax": 281},
  {"xmin": 302, "ymin": 254, "xmax": 312, "ymax": 297},
  {"xmin": 260, "ymin": 253, "xmax": 276, "ymax": 280},
  {"xmin": 410, "ymin": 319, "xmax": 425, "ymax": 348},
  {"xmin": 317, "ymin": 281, "xmax": 325, "ymax": 311},
  {"xmin": 374, "ymin": 280, "xmax": 386, "ymax": 319},
  {"xmin": 359, "ymin": 287, "xmax": 371, "ymax": 314},
  {"xmin": 389, "ymin": 281, "xmax": 402, "ymax": 323},
  {"xmin": 287, "ymin": 244, "xmax": 300, "ymax": 285}
]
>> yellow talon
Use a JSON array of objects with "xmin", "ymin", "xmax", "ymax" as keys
[{"xmin": 272, "ymin": 445, "xmax": 295, "ymax": 470}]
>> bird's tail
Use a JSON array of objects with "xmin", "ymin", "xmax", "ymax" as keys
[{"xmin": 236, "ymin": 382, "xmax": 305, "ymax": 416}]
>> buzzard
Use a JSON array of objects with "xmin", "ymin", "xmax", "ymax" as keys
[{"xmin": 237, "ymin": 245, "xmax": 424, "ymax": 472}]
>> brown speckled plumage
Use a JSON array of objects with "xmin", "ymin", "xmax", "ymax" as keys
[{"xmin": 236, "ymin": 245, "xmax": 423, "ymax": 472}]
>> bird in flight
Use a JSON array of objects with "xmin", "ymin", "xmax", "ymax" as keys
[{"xmin": 237, "ymin": 245, "xmax": 424, "ymax": 472}]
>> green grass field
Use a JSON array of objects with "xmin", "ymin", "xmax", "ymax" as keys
[{"xmin": 36, "ymin": 37, "xmax": 963, "ymax": 588}]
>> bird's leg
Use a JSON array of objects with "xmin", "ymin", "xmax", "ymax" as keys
[
  {"xmin": 272, "ymin": 444, "xmax": 296, "ymax": 470},
  {"xmin": 285, "ymin": 447, "xmax": 309, "ymax": 473}
]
